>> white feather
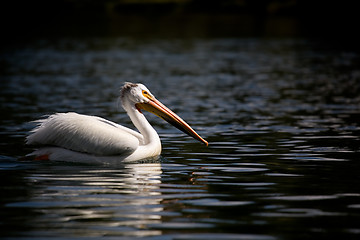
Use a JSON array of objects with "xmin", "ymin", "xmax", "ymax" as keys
[
  {"xmin": 26, "ymin": 112, "xmax": 143, "ymax": 156},
  {"xmin": 29, "ymin": 147, "xmax": 159, "ymax": 164}
]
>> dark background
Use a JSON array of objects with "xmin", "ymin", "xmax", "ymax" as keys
[{"xmin": 1, "ymin": 0, "xmax": 359, "ymax": 47}]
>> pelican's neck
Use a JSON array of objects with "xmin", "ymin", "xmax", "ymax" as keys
[{"xmin": 123, "ymin": 100, "xmax": 160, "ymax": 146}]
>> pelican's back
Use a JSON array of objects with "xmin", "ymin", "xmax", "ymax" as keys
[{"xmin": 26, "ymin": 112, "xmax": 143, "ymax": 156}]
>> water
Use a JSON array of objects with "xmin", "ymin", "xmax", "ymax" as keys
[{"xmin": 1, "ymin": 38, "xmax": 360, "ymax": 239}]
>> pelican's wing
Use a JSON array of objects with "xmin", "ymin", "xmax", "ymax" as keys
[{"xmin": 26, "ymin": 112, "xmax": 143, "ymax": 156}]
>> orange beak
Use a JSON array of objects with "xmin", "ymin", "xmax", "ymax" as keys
[{"xmin": 136, "ymin": 98, "xmax": 208, "ymax": 146}]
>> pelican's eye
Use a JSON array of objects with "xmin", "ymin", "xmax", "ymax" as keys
[{"xmin": 142, "ymin": 90, "xmax": 152, "ymax": 99}]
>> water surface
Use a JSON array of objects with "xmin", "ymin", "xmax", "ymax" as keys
[{"xmin": 1, "ymin": 38, "xmax": 360, "ymax": 239}]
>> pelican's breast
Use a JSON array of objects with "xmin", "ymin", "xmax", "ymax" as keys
[{"xmin": 26, "ymin": 112, "xmax": 141, "ymax": 156}]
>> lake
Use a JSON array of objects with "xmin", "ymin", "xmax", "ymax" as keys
[{"xmin": 1, "ymin": 37, "xmax": 360, "ymax": 239}]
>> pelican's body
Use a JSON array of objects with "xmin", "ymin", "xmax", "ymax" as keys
[{"xmin": 26, "ymin": 82, "xmax": 207, "ymax": 163}]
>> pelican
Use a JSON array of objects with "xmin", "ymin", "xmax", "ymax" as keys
[{"xmin": 26, "ymin": 82, "xmax": 208, "ymax": 163}]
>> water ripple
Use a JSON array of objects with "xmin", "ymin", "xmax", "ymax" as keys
[
  {"xmin": 263, "ymin": 195, "xmax": 339, "ymax": 201},
  {"xmin": 1, "ymin": 38, "xmax": 360, "ymax": 239}
]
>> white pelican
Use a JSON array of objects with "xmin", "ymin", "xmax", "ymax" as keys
[{"xmin": 26, "ymin": 82, "xmax": 208, "ymax": 163}]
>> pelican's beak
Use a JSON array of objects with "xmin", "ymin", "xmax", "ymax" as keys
[{"xmin": 136, "ymin": 98, "xmax": 208, "ymax": 146}]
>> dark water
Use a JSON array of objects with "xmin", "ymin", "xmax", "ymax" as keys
[{"xmin": 1, "ymin": 38, "xmax": 360, "ymax": 239}]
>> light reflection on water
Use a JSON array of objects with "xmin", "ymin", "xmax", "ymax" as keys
[
  {"xmin": 1, "ymin": 38, "xmax": 360, "ymax": 239},
  {"xmin": 6, "ymin": 163, "xmax": 164, "ymax": 238}
]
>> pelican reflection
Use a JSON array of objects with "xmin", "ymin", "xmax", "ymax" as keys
[{"xmin": 17, "ymin": 162, "xmax": 164, "ymax": 238}]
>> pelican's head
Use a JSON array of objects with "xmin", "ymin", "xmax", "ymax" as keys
[
  {"xmin": 121, "ymin": 82, "xmax": 153, "ymax": 104},
  {"xmin": 121, "ymin": 82, "xmax": 208, "ymax": 146}
]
